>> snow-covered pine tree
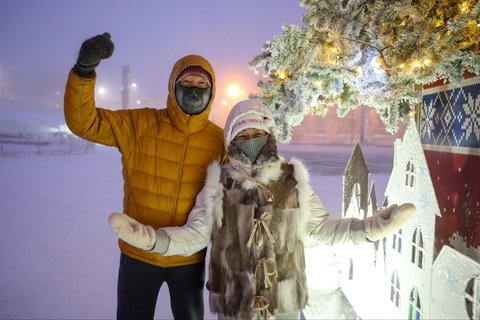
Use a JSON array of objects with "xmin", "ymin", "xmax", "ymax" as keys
[{"xmin": 250, "ymin": 0, "xmax": 480, "ymax": 142}]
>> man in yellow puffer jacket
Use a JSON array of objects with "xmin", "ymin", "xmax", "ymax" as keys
[{"xmin": 64, "ymin": 32, "xmax": 226, "ymax": 319}]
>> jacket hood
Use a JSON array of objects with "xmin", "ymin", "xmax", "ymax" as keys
[
  {"xmin": 224, "ymin": 99, "xmax": 277, "ymax": 150},
  {"xmin": 167, "ymin": 55, "xmax": 216, "ymax": 132}
]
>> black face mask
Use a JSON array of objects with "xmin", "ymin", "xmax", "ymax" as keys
[{"xmin": 175, "ymin": 83, "xmax": 212, "ymax": 115}]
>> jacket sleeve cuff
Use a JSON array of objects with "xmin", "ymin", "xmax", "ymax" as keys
[
  {"xmin": 150, "ymin": 229, "xmax": 170, "ymax": 254},
  {"xmin": 349, "ymin": 219, "xmax": 369, "ymax": 244},
  {"xmin": 72, "ymin": 64, "xmax": 96, "ymax": 79}
]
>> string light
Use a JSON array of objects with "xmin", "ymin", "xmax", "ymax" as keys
[
  {"xmin": 308, "ymin": 103, "xmax": 330, "ymax": 116},
  {"xmin": 251, "ymin": 0, "xmax": 479, "ymax": 138},
  {"xmin": 412, "ymin": 60, "xmax": 422, "ymax": 68},
  {"xmin": 355, "ymin": 66, "xmax": 363, "ymax": 77},
  {"xmin": 370, "ymin": 56, "xmax": 384, "ymax": 74},
  {"xmin": 276, "ymin": 71, "xmax": 287, "ymax": 79}
]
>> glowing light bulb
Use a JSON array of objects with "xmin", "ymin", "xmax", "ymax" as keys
[
  {"xmin": 424, "ymin": 58, "xmax": 432, "ymax": 66},
  {"xmin": 370, "ymin": 56, "xmax": 384, "ymax": 74},
  {"xmin": 278, "ymin": 71, "xmax": 287, "ymax": 79},
  {"xmin": 355, "ymin": 66, "xmax": 363, "ymax": 76}
]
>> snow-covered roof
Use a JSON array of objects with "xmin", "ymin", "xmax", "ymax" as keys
[{"xmin": 385, "ymin": 119, "xmax": 441, "ymax": 217}]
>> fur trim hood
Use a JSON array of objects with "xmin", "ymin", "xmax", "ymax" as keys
[
  {"xmin": 224, "ymin": 99, "xmax": 277, "ymax": 150},
  {"xmin": 224, "ymin": 99, "xmax": 279, "ymax": 173}
]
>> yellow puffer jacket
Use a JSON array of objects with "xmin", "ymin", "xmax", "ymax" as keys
[{"xmin": 64, "ymin": 55, "xmax": 227, "ymax": 267}]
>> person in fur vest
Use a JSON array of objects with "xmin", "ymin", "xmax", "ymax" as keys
[{"xmin": 109, "ymin": 99, "xmax": 415, "ymax": 319}]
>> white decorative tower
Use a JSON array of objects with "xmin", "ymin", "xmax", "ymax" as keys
[{"xmin": 339, "ymin": 120, "xmax": 480, "ymax": 319}]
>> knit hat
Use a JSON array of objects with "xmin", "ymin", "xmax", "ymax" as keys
[
  {"xmin": 224, "ymin": 99, "xmax": 276, "ymax": 149},
  {"xmin": 176, "ymin": 66, "xmax": 212, "ymax": 87},
  {"xmin": 231, "ymin": 113, "xmax": 270, "ymax": 140}
]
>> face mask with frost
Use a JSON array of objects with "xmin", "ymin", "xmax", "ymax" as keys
[
  {"xmin": 175, "ymin": 83, "xmax": 212, "ymax": 115},
  {"xmin": 231, "ymin": 134, "xmax": 269, "ymax": 163}
]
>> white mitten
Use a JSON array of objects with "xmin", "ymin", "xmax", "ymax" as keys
[
  {"xmin": 108, "ymin": 213, "xmax": 156, "ymax": 251},
  {"xmin": 364, "ymin": 203, "xmax": 416, "ymax": 241}
]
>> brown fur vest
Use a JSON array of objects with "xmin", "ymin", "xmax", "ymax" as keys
[{"xmin": 207, "ymin": 161, "xmax": 309, "ymax": 319}]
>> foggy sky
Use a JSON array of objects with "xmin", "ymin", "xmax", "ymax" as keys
[{"xmin": 0, "ymin": 0, "xmax": 304, "ymax": 114}]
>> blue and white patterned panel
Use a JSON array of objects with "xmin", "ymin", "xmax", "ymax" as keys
[{"xmin": 421, "ymin": 77, "xmax": 480, "ymax": 152}]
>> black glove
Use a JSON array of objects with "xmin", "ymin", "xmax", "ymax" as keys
[{"xmin": 73, "ymin": 32, "xmax": 114, "ymax": 78}]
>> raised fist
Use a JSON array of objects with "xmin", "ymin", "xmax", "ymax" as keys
[{"xmin": 74, "ymin": 32, "xmax": 114, "ymax": 78}]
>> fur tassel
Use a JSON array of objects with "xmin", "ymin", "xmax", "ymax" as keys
[
  {"xmin": 206, "ymin": 161, "xmax": 222, "ymax": 186},
  {"xmin": 255, "ymin": 159, "xmax": 283, "ymax": 186},
  {"xmin": 204, "ymin": 162, "xmax": 225, "ymax": 228},
  {"xmin": 276, "ymin": 278, "xmax": 299, "ymax": 313},
  {"xmin": 225, "ymin": 157, "xmax": 284, "ymax": 190},
  {"xmin": 289, "ymin": 158, "xmax": 313, "ymax": 242}
]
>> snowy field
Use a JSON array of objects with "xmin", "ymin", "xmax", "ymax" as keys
[{"xmin": 0, "ymin": 143, "xmax": 392, "ymax": 319}]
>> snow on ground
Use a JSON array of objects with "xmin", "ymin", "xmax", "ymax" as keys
[{"xmin": 0, "ymin": 143, "xmax": 392, "ymax": 319}]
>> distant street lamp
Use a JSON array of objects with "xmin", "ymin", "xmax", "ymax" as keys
[{"xmin": 227, "ymin": 84, "xmax": 242, "ymax": 99}]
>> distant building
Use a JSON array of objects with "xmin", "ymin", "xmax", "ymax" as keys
[
  {"xmin": 290, "ymin": 105, "xmax": 404, "ymax": 146},
  {"xmin": 0, "ymin": 98, "xmax": 94, "ymax": 155},
  {"xmin": 0, "ymin": 98, "xmax": 66, "ymax": 134}
]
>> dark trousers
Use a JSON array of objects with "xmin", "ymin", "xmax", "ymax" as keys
[{"xmin": 117, "ymin": 253, "xmax": 205, "ymax": 320}]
